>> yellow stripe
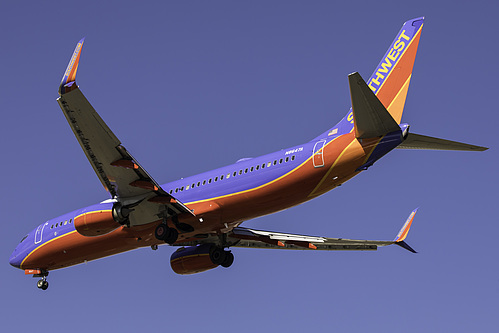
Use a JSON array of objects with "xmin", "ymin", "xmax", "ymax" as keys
[
  {"xmin": 374, "ymin": 24, "xmax": 423, "ymax": 96},
  {"xmin": 20, "ymin": 230, "xmax": 78, "ymax": 269},
  {"xmin": 309, "ymin": 138, "xmax": 358, "ymax": 197},
  {"xmin": 185, "ymin": 137, "xmax": 342, "ymax": 206},
  {"xmin": 74, "ymin": 209, "xmax": 112, "ymax": 220}
]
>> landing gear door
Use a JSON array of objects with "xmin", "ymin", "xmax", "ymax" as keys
[{"xmin": 313, "ymin": 139, "xmax": 326, "ymax": 168}]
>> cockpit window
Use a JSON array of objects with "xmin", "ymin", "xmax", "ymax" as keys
[{"xmin": 19, "ymin": 235, "xmax": 28, "ymax": 243}]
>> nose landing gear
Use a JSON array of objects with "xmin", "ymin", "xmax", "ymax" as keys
[{"xmin": 34, "ymin": 271, "xmax": 49, "ymax": 290}]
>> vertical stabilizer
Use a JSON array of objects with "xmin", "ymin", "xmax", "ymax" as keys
[
  {"xmin": 313, "ymin": 17, "xmax": 424, "ymax": 141},
  {"xmin": 368, "ymin": 17, "xmax": 424, "ymax": 124}
]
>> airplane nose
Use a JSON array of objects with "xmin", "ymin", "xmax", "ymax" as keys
[{"xmin": 9, "ymin": 249, "xmax": 22, "ymax": 268}]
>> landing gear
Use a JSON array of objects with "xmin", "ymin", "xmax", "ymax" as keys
[
  {"xmin": 154, "ymin": 223, "xmax": 178, "ymax": 245},
  {"xmin": 35, "ymin": 271, "xmax": 49, "ymax": 290},
  {"xmin": 209, "ymin": 246, "xmax": 234, "ymax": 268},
  {"xmin": 37, "ymin": 279, "xmax": 49, "ymax": 290}
]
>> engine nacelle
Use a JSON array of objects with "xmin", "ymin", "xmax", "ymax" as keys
[
  {"xmin": 74, "ymin": 209, "xmax": 121, "ymax": 237},
  {"xmin": 170, "ymin": 244, "xmax": 218, "ymax": 275}
]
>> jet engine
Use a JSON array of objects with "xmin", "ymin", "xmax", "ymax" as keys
[
  {"xmin": 74, "ymin": 209, "xmax": 121, "ymax": 237},
  {"xmin": 170, "ymin": 244, "xmax": 219, "ymax": 275}
]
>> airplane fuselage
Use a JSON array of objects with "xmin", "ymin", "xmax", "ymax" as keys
[{"xmin": 9, "ymin": 127, "xmax": 405, "ymax": 271}]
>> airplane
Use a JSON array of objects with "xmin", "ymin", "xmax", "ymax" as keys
[{"xmin": 9, "ymin": 17, "xmax": 487, "ymax": 290}]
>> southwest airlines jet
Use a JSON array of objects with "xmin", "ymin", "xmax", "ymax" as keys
[{"xmin": 9, "ymin": 17, "xmax": 487, "ymax": 290}]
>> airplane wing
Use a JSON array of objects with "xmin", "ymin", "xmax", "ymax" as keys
[
  {"xmin": 178, "ymin": 209, "xmax": 419, "ymax": 253},
  {"xmin": 57, "ymin": 39, "xmax": 194, "ymax": 226}
]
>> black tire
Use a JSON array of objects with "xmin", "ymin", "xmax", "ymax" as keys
[
  {"xmin": 41, "ymin": 281, "xmax": 49, "ymax": 290},
  {"xmin": 154, "ymin": 224, "xmax": 169, "ymax": 241},
  {"xmin": 220, "ymin": 251, "xmax": 234, "ymax": 268},
  {"xmin": 37, "ymin": 280, "xmax": 44, "ymax": 289},
  {"xmin": 209, "ymin": 246, "xmax": 227, "ymax": 265},
  {"xmin": 164, "ymin": 227, "xmax": 178, "ymax": 245}
]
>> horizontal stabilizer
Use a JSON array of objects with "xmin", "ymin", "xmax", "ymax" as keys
[
  {"xmin": 397, "ymin": 133, "xmax": 488, "ymax": 151},
  {"xmin": 349, "ymin": 72, "xmax": 400, "ymax": 139}
]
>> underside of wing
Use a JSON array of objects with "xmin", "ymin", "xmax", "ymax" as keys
[
  {"xmin": 228, "ymin": 227, "xmax": 393, "ymax": 251},
  {"xmin": 175, "ymin": 209, "xmax": 419, "ymax": 253},
  {"xmin": 57, "ymin": 39, "xmax": 193, "ymax": 227}
]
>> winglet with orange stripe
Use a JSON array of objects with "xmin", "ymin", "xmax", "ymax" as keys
[
  {"xmin": 59, "ymin": 37, "xmax": 85, "ymax": 95},
  {"xmin": 393, "ymin": 208, "xmax": 418, "ymax": 253}
]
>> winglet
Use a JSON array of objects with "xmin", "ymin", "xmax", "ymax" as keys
[
  {"xmin": 394, "ymin": 208, "xmax": 418, "ymax": 242},
  {"xmin": 349, "ymin": 72, "xmax": 401, "ymax": 139},
  {"xmin": 393, "ymin": 208, "xmax": 418, "ymax": 253},
  {"xmin": 59, "ymin": 38, "xmax": 85, "ymax": 96}
]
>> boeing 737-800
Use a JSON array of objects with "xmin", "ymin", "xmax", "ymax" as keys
[{"xmin": 9, "ymin": 17, "xmax": 487, "ymax": 290}]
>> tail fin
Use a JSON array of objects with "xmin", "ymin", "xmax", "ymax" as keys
[
  {"xmin": 367, "ymin": 17, "xmax": 424, "ymax": 124},
  {"xmin": 313, "ymin": 17, "xmax": 424, "ymax": 140}
]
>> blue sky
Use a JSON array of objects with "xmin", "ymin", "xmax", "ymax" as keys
[{"xmin": 1, "ymin": 1, "xmax": 497, "ymax": 331}]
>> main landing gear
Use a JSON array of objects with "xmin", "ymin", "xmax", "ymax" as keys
[
  {"xmin": 154, "ymin": 223, "xmax": 179, "ymax": 245},
  {"xmin": 210, "ymin": 246, "xmax": 234, "ymax": 268},
  {"xmin": 35, "ymin": 271, "xmax": 49, "ymax": 290}
]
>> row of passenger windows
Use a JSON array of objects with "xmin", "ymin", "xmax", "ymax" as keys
[
  {"xmin": 168, "ymin": 155, "xmax": 297, "ymax": 194},
  {"xmin": 50, "ymin": 219, "xmax": 72, "ymax": 229}
]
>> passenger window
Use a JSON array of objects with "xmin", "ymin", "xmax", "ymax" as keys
[
  {"xmin": 197, "ymin": 182, "xmax": 201, "ymax": 187},
  {"xmin": 292, "ymin": 155, "xmax": 296, "ymax": 161},
  {"xmin": 285, "ymin": 157, "xmax": 289, "ymax": 162},
  {"xmin": 273, "ymin": 160, "xmax": 277, "ymax": 165},
  {"xmin": 233, "ymin": 172, "xmax": 237, "ymax": 177},
  {"xmin": 226, "ymin": 173, "xmax": 230, "ymax": 179},
  {"xmin": 203, "ymin": 180, "xmax": 206, "ymax": 185},
  {"xmin": 267, "ymin": 162, "xmax": 271, "ymax": 167},
  {"xmin": 256, "ymin": 165, "xmax": 260, "ymax": 170},
  {"xmin": 244, "ymin": 168, "xmax": 248, "ymax": 173},
  {"xmin": 215, "ymin": 177, "xmax": 218, "ymax": 182},
  {"xmin": 186, "ymin": 185, "xmax": 190, "ymax": 190},
  {"xmin": 279, "ymin": 159, "xmax": 283, "ymax": 164},
  {"xmin": 220, "ymin": 175, "xmax": 224, "ymax": 180},
  {"xmin": 64, "ymin": 220, "xmax": 67, "ymax": 225},
  {"xmin": 239, "ymin": 170, "xmax": 243, "ymax": 175},
  {"xmin": 250, "ymin": 167, "xmax": 254, "ymax": 172},
  {"xmin": 169, "ymin": 190, "xmax": 173, "ymax": 194},
  {"xmin": 208, "ymin": 179, "xmax": 212, "ymax": 184},
  {"xmin": 51, "ymin": 225, "xmax": 54, "ymax": 229},
  {"xmin": 175, "ymin": 188, "xmax": 179, "ymax": 193},
  {"xmin": 191, "ymin": 183, "xmax": 195, "ymax": 188},
  {"xmin": 69, "ymin": 219, "xmax": 72, "ymax": 224}
]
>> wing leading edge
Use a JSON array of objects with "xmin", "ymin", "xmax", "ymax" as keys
[{"xmin": 57, "ymin": 39, "xmax": 193, "ymax": 226}]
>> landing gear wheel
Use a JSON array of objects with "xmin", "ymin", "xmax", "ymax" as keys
[
  {"xmin": 155, "ymin": 224, "xmax": 169, "ymax": 240},
  {"xmin": 220, "ymin": 251, "xmax": 234, "ymax": 268},
  {"xmin": 155, "ymin": 224, "xmax": 179, "ymax": 245},
  {"xmin": 37, "ymin": 279, "xmax": 49, "ymax": 290},
  {"xmin": 164, "ymin": 227, "xmax": 178, "ymax": 245},
  {"xmin": 209, "ymin": 246, "xmax": 227, "ymax": 265}
]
